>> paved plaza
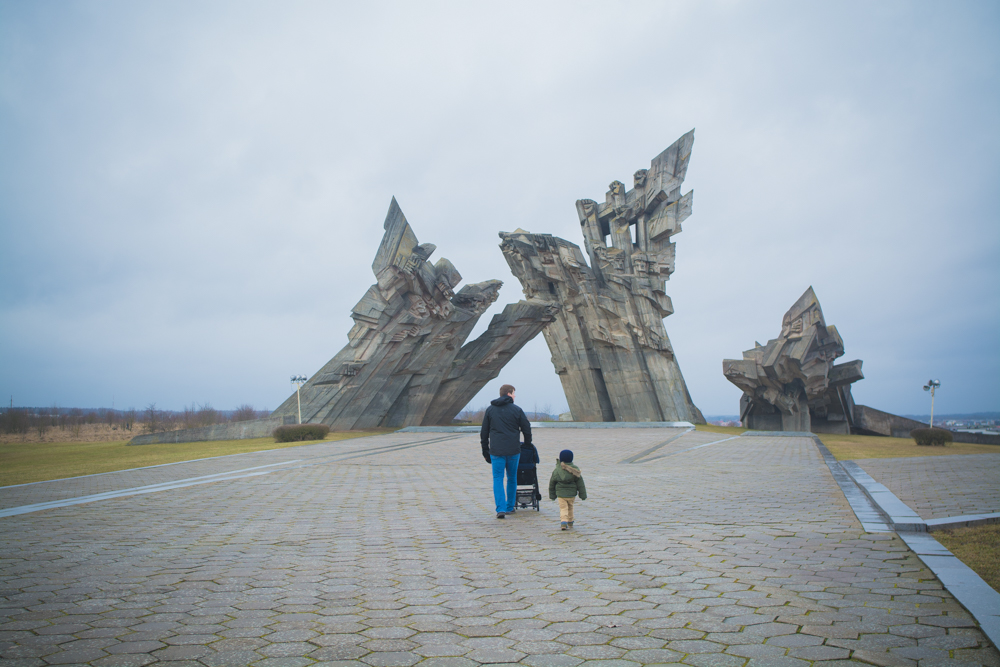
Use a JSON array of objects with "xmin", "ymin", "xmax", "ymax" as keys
[
  {"xmin": 855, "ymin": 455, "xmax": 1000, "ymax": 521},
  {"xmin": 1, "ymin": 428, "xmax": 998, "ymax": 667}
]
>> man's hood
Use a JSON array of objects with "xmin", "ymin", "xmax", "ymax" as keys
[{"xmin": 491, "ymin": 395, "xmax": 514, "ymax": 407}]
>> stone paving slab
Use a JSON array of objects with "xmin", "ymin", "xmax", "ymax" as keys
[
  {"xmin": 1, "ymin": 429, "xmax": 997, "ymax": 666},
  {"xmin": 0, "ymin": 433, "xmax": 470, "ymax": 511},
  {"xmin": 854, "ymin": 454, "xmax": 1000, "ymax": 520}
]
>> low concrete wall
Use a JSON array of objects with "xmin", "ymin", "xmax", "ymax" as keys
[
  {"xmin": 129, "ymin": 415, "xmax": 296, "ymax": 445},
  {"xmin": 950, "ymin": 431, "xmax": 1000, "ymax": 445},
  {"xmin": 853, "ymin": 405, "xmax": 927, "ymax": 438},
  {"xmin": 852, "ymin": 405, "xmax": 999, "ymax": 445}
]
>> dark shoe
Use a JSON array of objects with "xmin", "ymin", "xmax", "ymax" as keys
[
  {"xmin": 568, "ymin": 521, "xmax": 574, "ymax": 529},
  {"xmin": 506, "ymin": 507, "xmax": 516, "ymax": 514},
  {"xmin": 496, "ymin": 512, "xmax": 505, "ymax": 519},
  {"xmin": 560, "ymin": 522, "xmax": 568, "ymax": 530}
]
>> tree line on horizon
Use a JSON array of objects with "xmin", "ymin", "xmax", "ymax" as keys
[{"xmin": 0, "ymin": 403, "xmax": 271, "ymax": 437}]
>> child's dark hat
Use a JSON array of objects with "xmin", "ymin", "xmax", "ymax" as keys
[{"xmin": 559, "ymin": 450, "xmax": 573, "ymax": 462}]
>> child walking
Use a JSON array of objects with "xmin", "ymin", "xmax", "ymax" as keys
[{"xmin": 549, "ymin": 449, "xmax": 587, "ymax": 530}]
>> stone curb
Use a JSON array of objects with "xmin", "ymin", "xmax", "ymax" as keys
[
  {"xmin": 837, "ymin": 459, "xmax": 1000, "ymax": 650},
  {"xmin": 841, "ymin": 460, "xmax": 926, "ymax": 531},
  {"xmin": 897, "ymin": 531, "xmax": 1000, "ymax": 650},
  {"xmin": 926, "ymin": 512, "xmax": 1000, "ymax": 531},
  {"xmin": 840, "ymin": 461, "xmax": 1000, "ymax": 532},
  {"xmin": 810, "ymin": 437, "xmax": 891, "ymax": 532}
]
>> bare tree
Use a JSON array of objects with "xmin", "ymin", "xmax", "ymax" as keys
[
  {"xmin": 143, "ymin": 403, "xmax": 160, "ymax": 433},
  {"xmin": 232, "ymin": 404, "xmax": 257, "ymax": 423},
  {"xmin": 182, "ymin": 403, "xmax": 197, "ymax": 429},
  {"xmin": 35, "ymin": 408, "xmax": 49, "ymax": 438},
  {"xmin": 197, "ymin": 403, "xmax": 219, "ymax": 427}
]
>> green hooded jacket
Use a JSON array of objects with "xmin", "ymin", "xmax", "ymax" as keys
[{"xmin": 548, "ymin": 460, "xmax": 587, "ymax": 500}]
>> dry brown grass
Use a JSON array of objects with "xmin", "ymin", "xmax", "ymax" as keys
[
  {"xmin": 934, "ymin": 524, "xmax": 1000, "ymax": 592},
  {"xmin": 816, "ymin": 432, "xmax": 998, "ymax": 461},
  {"xmin": 0, "ymin": 429, "xmax": 394, "ymax": 487},
  {"xmin": 0, "ymin": 423, "xmax": 139, "ymax": 444},
  {"xmin": 695, "ymin": 425, "xmax": 998, "ymax": 461}
]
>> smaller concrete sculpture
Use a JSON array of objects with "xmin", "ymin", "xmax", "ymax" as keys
[{"xmin": 723, "ymin": 287, "xmax": 863, "ymax": 434}]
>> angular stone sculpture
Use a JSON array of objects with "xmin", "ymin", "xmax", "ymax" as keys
[
  {"xmin": 499, "ymin": 131, "xmax": 705, "ymax": 423},
  {"xmin": 722, "ymin": 287, "xmax": 864, "ymax": 434},
  {"xmin": 421, "ymin": 300, "xmax": 558, "ymax": 425},
  {"xmin": 272, "ymin": 198, "xmax": 550, "ymax": 429}
]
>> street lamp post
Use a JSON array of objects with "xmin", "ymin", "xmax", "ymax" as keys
[
  {"xmin": 291, "ymin": 375, "xmax": 308, "ymax": 424},
  {"xmin": 923, "ymin": 379, "xmax": 941, "ymax": 428}
]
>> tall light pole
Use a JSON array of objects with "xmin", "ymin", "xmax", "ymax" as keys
[
  {"xmin": 291, "ymin": 375, "xmax": 308, "ymax": 424},
  {"xmin": 923, "ymin": 379, "xmax": 941, "ymax": 428}
]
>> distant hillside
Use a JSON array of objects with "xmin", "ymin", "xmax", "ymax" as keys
[{"xmin": 902, "ymin": 412, "xmax": 1000, "ymax": 422}]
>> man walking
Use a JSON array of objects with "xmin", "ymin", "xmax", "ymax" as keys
[{"xmin": 481, "ymin": 384, "xmax": 533, "ymax": 519}]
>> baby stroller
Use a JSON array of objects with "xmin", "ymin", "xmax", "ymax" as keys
[{"xmin": 515, "ymin": 442, "xmax": 542, "ymax": 511}]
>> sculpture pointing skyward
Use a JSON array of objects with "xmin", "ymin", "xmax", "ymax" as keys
[
  {"xmin": 722, "ymin": 287, "xmax": 864, "ymax": 433},
  {"xmin": 272, "ymin": 198, "xmax": 554, "ymax": 428},
  {"xmin": 500, "ymin": 131, "xmax": 705, "ymax": 423}
]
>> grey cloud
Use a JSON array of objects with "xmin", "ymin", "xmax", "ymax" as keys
[{"xmin": 0, "ymin": 0, "xmax": 997, "ymax": 417}]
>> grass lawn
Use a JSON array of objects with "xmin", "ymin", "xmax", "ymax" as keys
[
  {"xmin": 694, "ymin": 424, "xmax": 998, "ymax": 460},
  {"xmin": 934, "ymin": 524, "xmax": 1000, "ymax": 592},
  {"xmin": 814, "ymin": 432, "xmax": 998, "ymax": 461},
  {"xmin": 0, "ymin": 429, "xmax": 394, "ymax": 487}
]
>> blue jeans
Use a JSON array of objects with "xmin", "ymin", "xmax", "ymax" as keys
[{"xmin": 491, "ymin": 454, "xmax": 520, "ymax": 513}]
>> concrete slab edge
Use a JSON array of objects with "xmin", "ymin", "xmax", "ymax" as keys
[
  {"xmin": 896, "ymin": 532, "xmax": 1000, "ymax": 650},
  {"xmin": 840, "ymin": 460, "xmax": 926, "ymax": 531},
  {"xmin": 809, "ymin": 436, "xmax": 892, "ymax": 533},
  {"xmin": 832, "ymin": 457, "xmax": 1000, "ymax": 649},
  {"xmin": 926, "ymin": 512, "xmax": 1000, "ymax": 532}
]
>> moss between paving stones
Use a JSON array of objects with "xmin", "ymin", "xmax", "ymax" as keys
[
  {"xmin": 934, "ymin": 524, "xmax": 1000, "ymax": 593},
  {"xmin": 0, "ymin": 429, "xmax": 394, "ymax": 487}
]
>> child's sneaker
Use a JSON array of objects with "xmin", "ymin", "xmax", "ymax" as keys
[
  {"xmin": 568, "ymin": 522, "xmax": 574, "ymax": 529},
  {"xmin": 560, "ymin": 522, "xmax": 568, "ymax": 530}
]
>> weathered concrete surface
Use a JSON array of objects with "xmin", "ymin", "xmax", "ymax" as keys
[
  {"xmin": 500, "ymin": 132, "xmax": 704, "ymax": 423},
  {"xmin": 852, "ymin": 405, "xmax": 928, "ymax": 439},
  {"xmin": 270, "ymin": 199, "xmax": 552, "ymax": 430},
  {"xmin": 129, "ymin": 415, "xmax": 295, "ymax": 445},
  {"xmin": 420, "ymin": 300, "xmax": 557, "ymax": 426},
  {"xmin": 724, "ymin": 287, "xmax": 863, "ymax": 434},
  {"xmin": 2, "ymin": 429, "xmax": 997, "ymax": 666}
]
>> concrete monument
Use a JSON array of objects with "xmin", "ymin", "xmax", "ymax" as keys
[
  {"xmin": 722, "ymin": 287, "xmax": 864, "ymax": 434},
  {"xmin": 271, "ymin": 198, "xmax": 553, "ymax": 429},
  {"xmin": 499, "ymin": 131, "xmax": 705, "ymax": 423}
]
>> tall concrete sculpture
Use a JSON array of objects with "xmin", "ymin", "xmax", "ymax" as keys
[
  {"xmin": 722, "ymin": 287, "xmax": 864, "ymax": 434},
  {"xmin": 272, "ymin": 198, "xmax": 553, "ymax": 429},
  {"xmin": 499, "ymin": 131, "xmax": 705, "ymax": 423}
]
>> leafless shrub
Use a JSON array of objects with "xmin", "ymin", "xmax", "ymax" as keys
[
  {"xmin": 232, "ymin": 404, "xmax": 258, "ymax": 423},
  {"xmin": 1, "ymin": 408, "xmax": 29, "ymax": 434},
  {"xmin": 143, "ymin": 403, "xmax": 160, "ymax": 433},
  {"xmin": 197, "ymin": 403, "xmax": 220, "ymax": 426}
]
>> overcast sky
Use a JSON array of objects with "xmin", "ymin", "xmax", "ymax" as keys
[{"xmin": 1, "ymin": 1, "xmax": 997, "ymax": 419}]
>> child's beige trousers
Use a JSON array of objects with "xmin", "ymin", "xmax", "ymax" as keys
[{"xmin": 557, "ymin": 497, "xmax": 575, "ymax": 522}]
